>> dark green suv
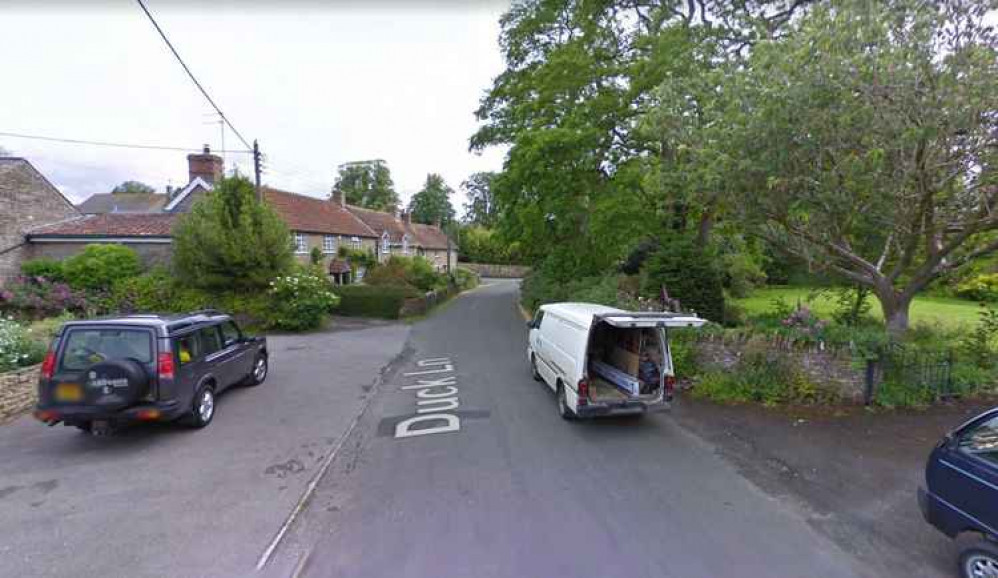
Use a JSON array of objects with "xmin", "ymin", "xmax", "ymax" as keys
[{"xmin": 34, "ymin": 310, "xmax": 268, "ymax": 434}]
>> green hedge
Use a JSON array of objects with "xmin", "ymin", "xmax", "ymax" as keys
[{"xmin": 336, "ymin": 285, "xmax": 419, "ymax": 319}]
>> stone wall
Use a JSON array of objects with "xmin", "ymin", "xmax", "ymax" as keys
[
  {"xmin": 460, "ymin": 263, "xmax": 531, "ymax": 278},
  {"xmin": 28, "ymin": 241, "xmax": 174, "ymax": 268},
  {"xmin": 0, "ymin": 364, "xmax": 39, "ymax": 423},
  {"xmin": 695, "ymin": 335, "xmax": 866, "ymax": 403}
]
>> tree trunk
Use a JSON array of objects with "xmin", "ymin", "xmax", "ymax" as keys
[{"xmin": 877, "ymin": 288, "xmax": 912, "ymax": 338}]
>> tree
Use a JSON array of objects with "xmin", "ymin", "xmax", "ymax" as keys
[
  {"xmin": 727, "ymin": 0, "xmax": 998, "ymax": 335},
  {"xmin": 332, "ymin": 160, "xmax": 400, "ymax": 212},
  {"xmin": 408, "ymin": 173, "xmax": 456, "ymax": 226},
  {"xmin": 471, "ymin": 0, "xmax": 813, "ymax": 278},
  {"xmin": 112, "ymin": 180, "xmax": 156, "ymax": 194},
  {"xmin": 174, "ymin": 175, "xmax": 293, "ymax": 291},
  {"xmin": 461, "ymin": 172, "xmax": 499, "ymax": 227}
]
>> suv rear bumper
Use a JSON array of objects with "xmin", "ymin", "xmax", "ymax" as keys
[{"xmin": 35, "ymin": 399, "xmax": 185, "ymax": 425}]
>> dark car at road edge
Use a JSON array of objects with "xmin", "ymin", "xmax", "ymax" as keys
[
  {"xmin": 33, "ymin": 310, "xmax": 268, "ymax": 434},
  {"xmin": 920, "ymin": 406, "xmax": 998, "ymax": 578}
]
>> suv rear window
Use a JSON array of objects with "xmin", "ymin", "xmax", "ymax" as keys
[{"xmin": 59, "ymin": 328, "xmax": 153, "ymax": 371}]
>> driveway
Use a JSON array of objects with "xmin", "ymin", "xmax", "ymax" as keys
[
  {"xmin": 0, "ymin": 321, "xmax": 409, "ymax": 578},
  {"xmin": 264, "ymin": 279, "xmax": 874, "ymax": 578}
]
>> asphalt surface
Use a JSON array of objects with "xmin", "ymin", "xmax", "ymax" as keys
[
  {"xmin": 0, "ymin": 322, "xmax": 409, "ymax": 578},
  {"xmin": 266, "ymin": 279, "xmax": 874, "ymax": 578}
]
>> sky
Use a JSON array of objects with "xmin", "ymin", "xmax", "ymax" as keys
[{"xmin": 0, "ymin": 0, "xmax": 510, "ymax": 213}]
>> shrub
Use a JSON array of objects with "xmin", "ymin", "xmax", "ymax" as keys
[
  {"xmin": 173, "ymin": 175, "xmax": 294, "ymax": 291},
  {"xmin": 25, "ymin": 312, "xmax": 76, "ymax": 344},
  {"xmin": 0, "ymin": 317, "xmax": 46, "ymax": 372},
  {"xmin": 109, "ymin": 268, "xmax": 177, "ymax": 313},
  {"xmin": 956, "ymin": 273, "xmax": 998, "ymax": 302},
  {"xmin": 20, "ymin": 258, "xmax": 65, "ymax": 282},
  {"xmin": 63, "ymin": 244, "xmax": 142, "ymax": 291},
  {"xmin": 309, "ymin": 246, "xmax": 324, "ymax": 265},
  {"xmin": 0, "ymin": 276, "xmax": 87, "ymax": 318},
  {"xmin": 267, "ymin": 272, "xmax": 340, "ymax": 331},
  {"xmin": 692, "ymin": 340, "xmax": 828, "ymax": 405},
  {"xmin": 831, "ymin": 286, "xmax": 875, "ymax": 326},
  {"xmin": 364, "ymin": 256, "xmax": 446, "ymax": 292},
  {"xmin": 453, "ymin": 268, "xmax": 480, "ymax": 291},
  {"xmin": 642, "ymin": 237, "xmax": 725, "ymax": 322},
  {"xmin": 961, "ymin": 304, "xmax": 998, "ymax": 369},
  {"xmin": 336, "ymin": 284, "xmax": 419, "ymax": 319}
]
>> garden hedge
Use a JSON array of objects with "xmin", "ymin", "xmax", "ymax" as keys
[{"xmin": 336, "ymin": 285, "xmax": 420, "ymax": 319}]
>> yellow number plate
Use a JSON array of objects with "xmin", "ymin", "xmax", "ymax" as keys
[{"xmin": 55, "ymin": 383, "xmax": 82, "ymax": 402}]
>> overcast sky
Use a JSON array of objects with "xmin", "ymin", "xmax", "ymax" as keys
[{"xmin": 0, "ymin": 1, "xmax": 509, "ymax": 212}]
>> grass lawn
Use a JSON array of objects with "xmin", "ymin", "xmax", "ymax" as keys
[{"xmin": 733, "ymin": 286, "xmax": 984, "ymax": 331}]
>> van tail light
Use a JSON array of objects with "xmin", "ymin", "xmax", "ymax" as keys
[
  {"xmin": 40, "ymin": 350, "xmax": 56, "ymax": 380},
  {"xmin": 577, "ymin": 379, "xmax": 590, "ymax": 406},
  {"xmin": 664, "ymin": 375, "xmax": 676, "ymax": 393},
  {"xmin": 157, "ymin": 352, "xmax": 175, "ymax": 380}
]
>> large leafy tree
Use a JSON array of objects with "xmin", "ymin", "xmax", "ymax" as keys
[
  {"xmin": 472, "ymin": 0, "xmax": 812, "ymax": 278},
  {"xmin": 727, "ymin": 0, "xmax": 998, "ymax": 335},
  {"xmin": 112, "ymin": 180, "xmax": 156, "ymax": 194},
  {"xmin": 408, "ymin": 173, "xmax": 456, "ymax": 226},
  {"xmin": 332, "ymin": 160, "xmax": 400, "ymax": 212},
  {"xmin": 461, "ymin": 172, "xmax": 499, "ymax": 227},
  {"xmin": 174, "ymin": 175, "xmax": 293, "ymax": 291}
]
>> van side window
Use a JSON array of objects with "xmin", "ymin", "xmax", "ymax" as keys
[
  {"xmin": 200, "ymin": 326, "xmax": 223, "ymax": 356},
  {"xmin": 959, "ymin": 415, "xmax": 998, "ymax": 466},
  {"xmin": 533, "ymin": 310, "xmax": 545, "ymax": 329}
]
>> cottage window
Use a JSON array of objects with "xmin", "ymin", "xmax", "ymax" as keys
[
  {"xmin": 402, "ymin": 235, "xmax": 409, "ymax": 256},
  {"xmin": 351, "ymin": 236, "xmax": 361, "ymax": 249},
  {"xmin": 294, "ymin": 233, "xmax": 307, "ymax": 254},
  {"xmin": 323, "ymin": 235, "xmax": 336, "ymax": 254},
  {"xmin": 381, "ymin": 233, "xmax": 390, "ymax": 255}
]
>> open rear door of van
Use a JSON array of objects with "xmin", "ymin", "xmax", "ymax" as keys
[{"xmin": 594, "ymin": 311, "xmax": 706, "ymax": 329}]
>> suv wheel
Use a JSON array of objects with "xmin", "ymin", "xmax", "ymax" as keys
[
  {"xmin": 246, "ymin": 355, "xmax": 268, "ymax": 386},
  {"xmin": 960, "ymin": 540, "xmax": 998, "ymax": 578},
  {"xmin": 187, "ymin": 385, "xmax": 216, "ymax": 429}
]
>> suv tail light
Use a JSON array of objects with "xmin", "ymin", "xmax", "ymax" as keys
[
  {"xmin": 577, "ymin": 378, "xmax": 590, "ymax": 406},
  {"xmin": 664, "ymin": 375, "xmax": 676, "ymax": 393},
  {"xmin": 40, "ymin": 350, "xmax": 56, "ymax": 380},
  {"xmin": 157, "ymin": 352, "xmax": 175, "ymax": 380}
]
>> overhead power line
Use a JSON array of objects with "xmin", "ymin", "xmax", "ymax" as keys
[
  {"xmin": 0, "ymin": 130, "xmax": 252, "ymax": 154},
  {"xmin": 135, "ymin": 0, "xmax": 252, "ymax": 151}
]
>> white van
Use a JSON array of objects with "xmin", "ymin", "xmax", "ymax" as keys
[{"xmin": 526, "ymin": 303, "xmax": 705, "ymax": 419}]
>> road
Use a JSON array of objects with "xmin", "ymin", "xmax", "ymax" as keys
[
  {"xmin": 265, "ymin": 279, "xmax": 873, "ymax": 578},
  {"xmin": 0, "ymin": 321, "xmax": 409, "ymax": 578}
]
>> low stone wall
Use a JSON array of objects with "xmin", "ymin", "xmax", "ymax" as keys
[
  {"xmin": 695, "ymin": 335, "xmax": 866, "ymax": 403},
  {"xmin": 459, "ymin": 263, "xmax": 531, "ymax": 279},
  {"xmin": 399, "ymin": 286, "xmax": 459, "ymax": 317},
  {"xmin": 1, "ymin": 364, "xmax": 39, "ymax": 423}
]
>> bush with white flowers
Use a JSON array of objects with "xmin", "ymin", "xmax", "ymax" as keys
[
  {"xmin": 0, "ymin": 317, "xmax": 46, "ymax": 373},
  {"xmin": 267, "ymin": 271, "xmax": 340, "ymax": 331}
]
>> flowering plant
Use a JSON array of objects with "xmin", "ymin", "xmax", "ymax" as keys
[
  {"xmin": 0, "ymin": 276, "xmax": 87, "ymax": 319},
  {"xmin": 267, "ymin": 272, "xmax": 340, "ymax": 331},
  {"xmin": 0, "ymin": 316, "xmax": 45, "ymax": 372}
]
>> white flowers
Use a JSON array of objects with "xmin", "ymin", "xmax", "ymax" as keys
[{"xmin": 0, "ymin": 317, "xmax": 41, "ymax": 373}]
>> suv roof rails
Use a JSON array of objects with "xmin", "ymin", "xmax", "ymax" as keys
[{"xmin": 187, "ymin": 308, "xmax": 223, "ymax": 317}]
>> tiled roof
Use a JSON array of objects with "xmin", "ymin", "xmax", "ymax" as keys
[
  {"xmin": 77, "ymin": 193, "xmax": 168, "ymax": 214},
  {"xmin": 345, "ymin": 205, "xmax": 409, "ymax": 242},
  {"xmin": 26, "ymin": 213, "xmax": 177, "ymax": 237},
  {"xmin": 264, "ymin": 188, "xmax": 376, "ymax": 237},
  {"xmin": 408, "ymin": 222, "xmax": 450, "ymax": 250}
]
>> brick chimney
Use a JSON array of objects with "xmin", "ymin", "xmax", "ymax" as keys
[
  {"xmin": 187, "ymin": 145, "xmax": 223, "ymax": 185},
  {"xmin": 331, "ymin": 188, "xmax": 346, "ymax": 207}
]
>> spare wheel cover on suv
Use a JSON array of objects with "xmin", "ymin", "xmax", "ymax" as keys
[{"xmin": 82, "ymin": 360, "xmax": 150, "ymax": 409}]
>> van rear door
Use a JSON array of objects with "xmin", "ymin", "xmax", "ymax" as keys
[{"xmin": 595, "ymin": 312, "xmax": 705, "ymax": 329}]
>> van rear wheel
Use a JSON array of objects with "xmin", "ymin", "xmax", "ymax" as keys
[{"xmin": 557, "ymin": 382, "xmax": 575, "ymax": 421}]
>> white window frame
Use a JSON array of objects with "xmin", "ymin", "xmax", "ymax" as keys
[
  {"xmin": 323, "ymin": 235, "xmax": 336, "ymax": 254},
  {"xmin": 381, "ymin": 232, "xmax": 390, "ymax": 255},
  {"xmin": 402, "ymin": 235, "xmax": 409, "ymax": 256},
  {"xmin": 294, "ymin": 232, "xmax": 308, "ymax": 254},
  {"xmin": 351, "ymin": 236, "xmax": 361, "ymax": 249}
]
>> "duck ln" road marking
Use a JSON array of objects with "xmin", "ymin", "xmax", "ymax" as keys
[{"xmin": 395, "ymin": 357, "xmax": 460, "ymax": 439}]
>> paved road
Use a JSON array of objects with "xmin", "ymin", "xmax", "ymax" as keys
[
  {"xmin": 267, "ymin": 280, "xmax": 873, "ymax": 578},
  {"xmin": 0, "ymin": 322, "xmax": 409, "ymax": 578}
]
